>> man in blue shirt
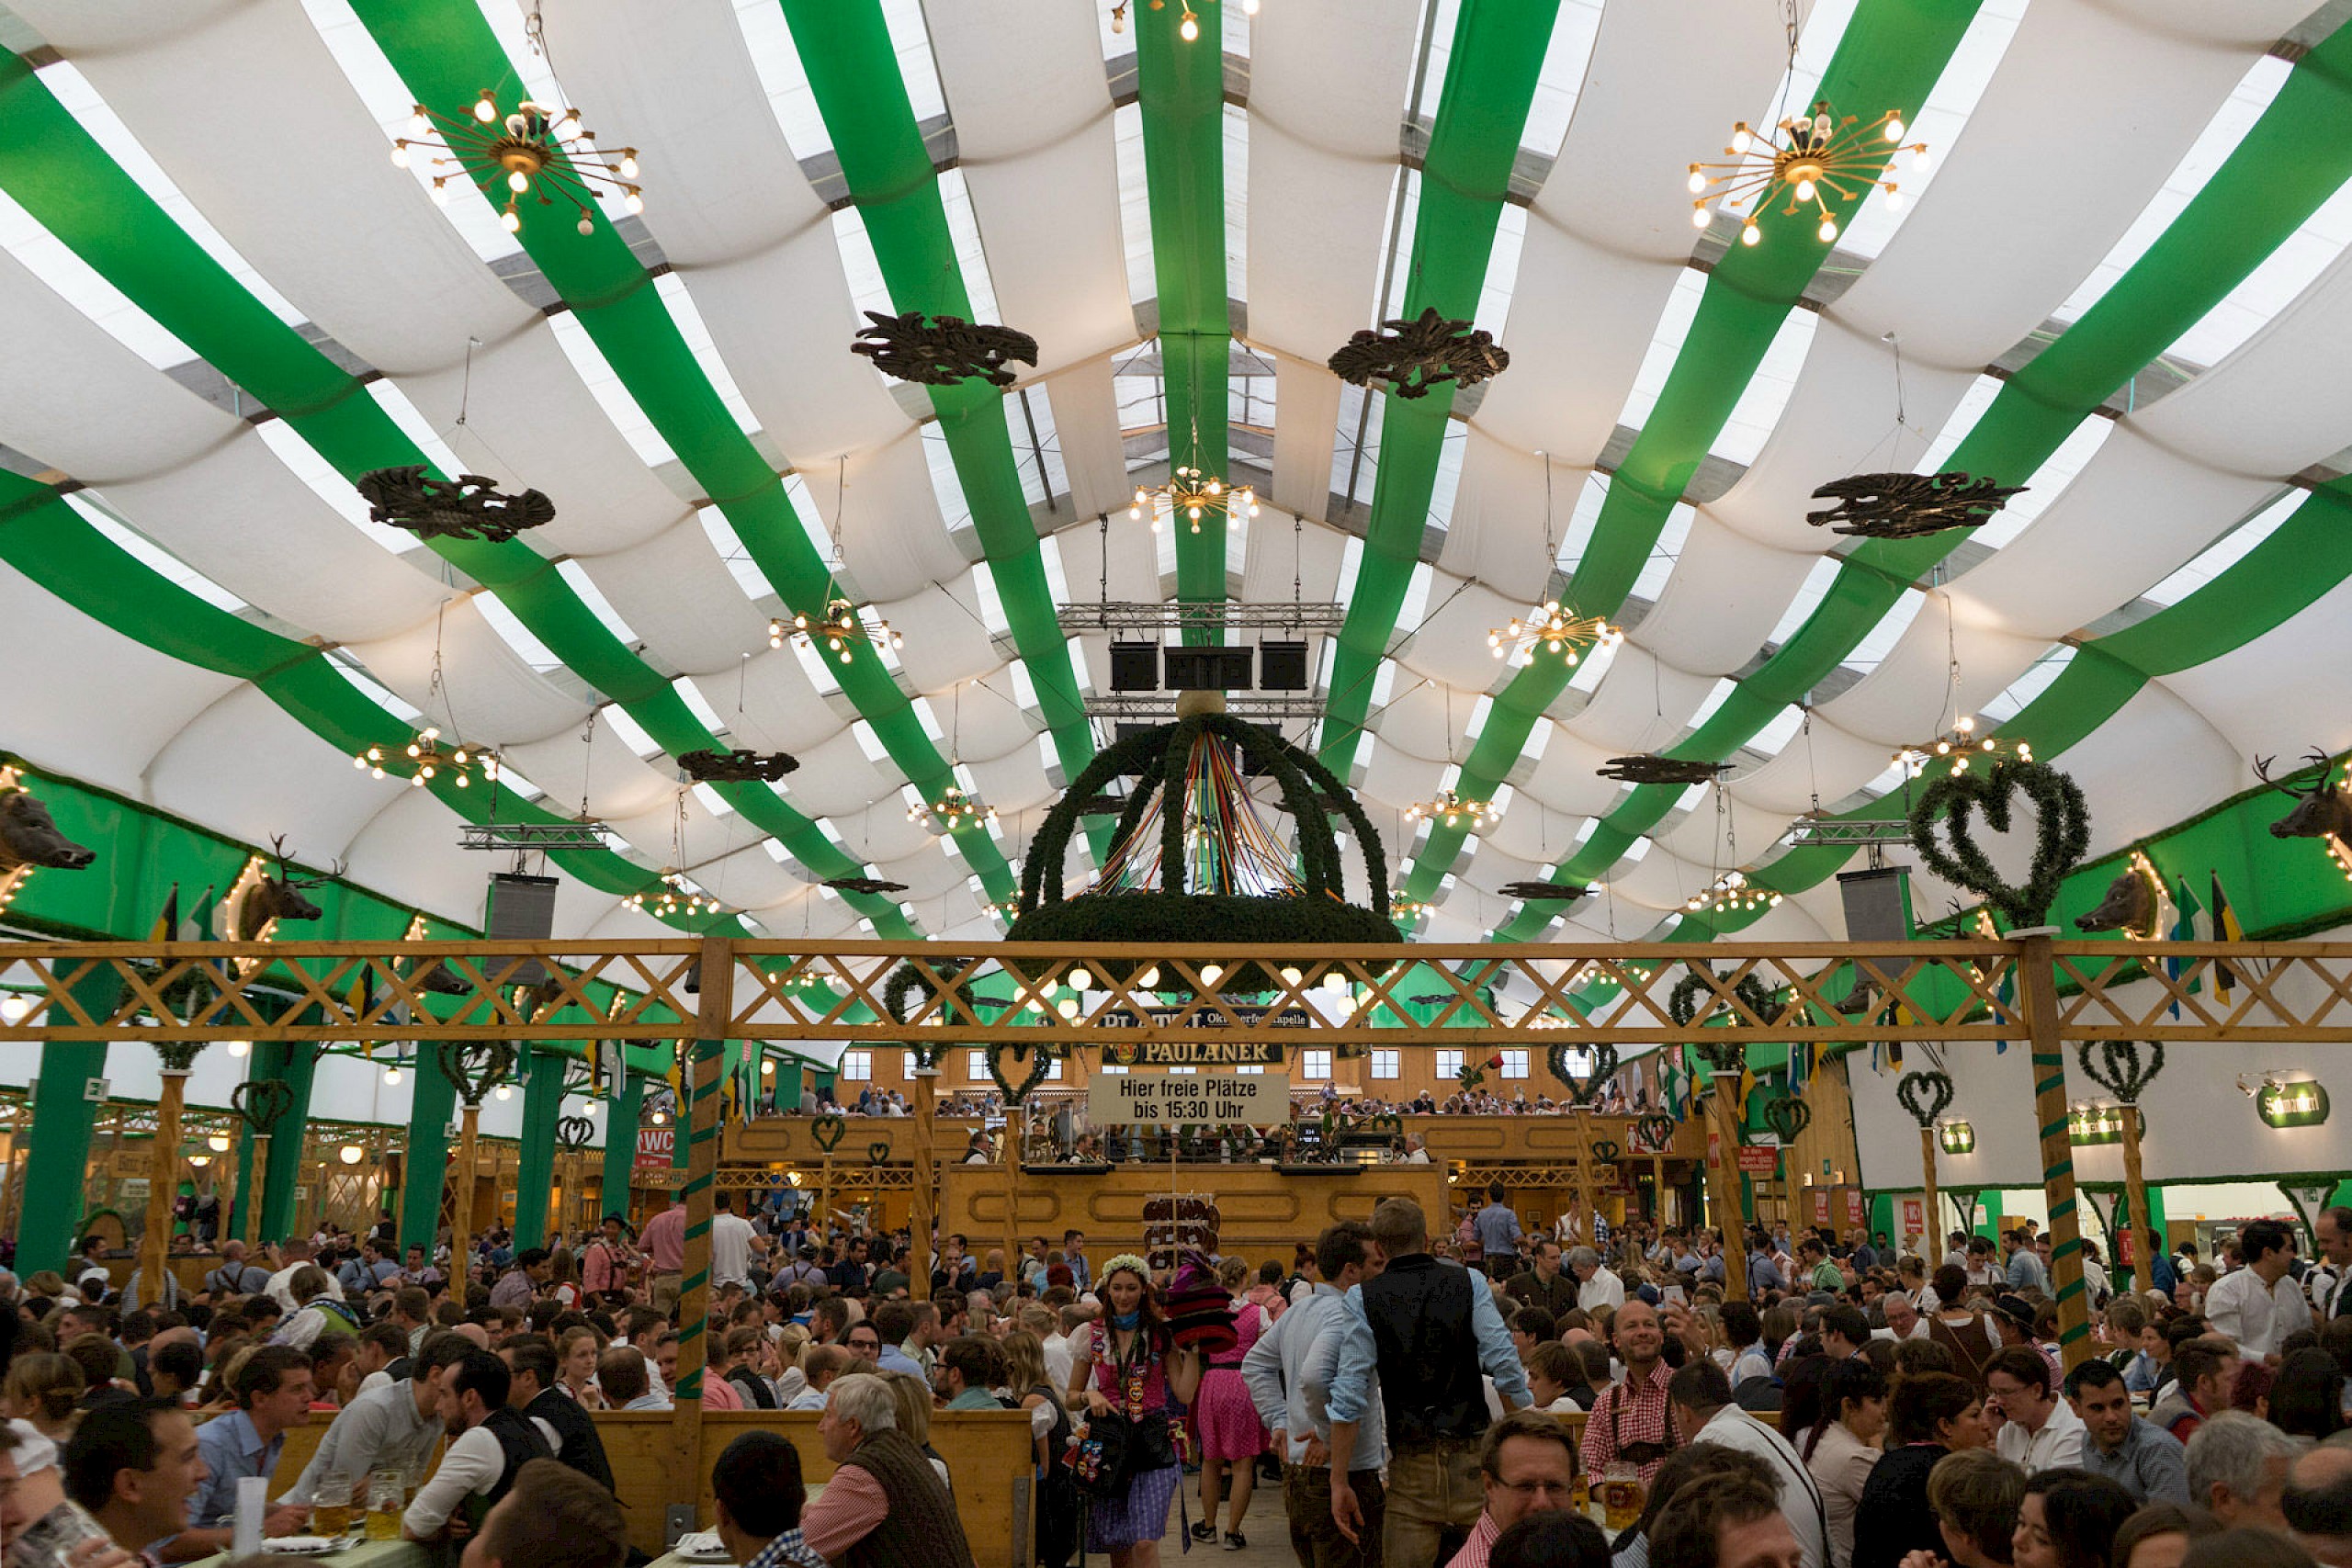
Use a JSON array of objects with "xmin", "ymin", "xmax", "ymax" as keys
[
  {"xmin": 1243, "ymin": 1222, "xmax": 1388, "ymax": 1568},
  {"xmin": 174, "ymin": 1346, "xmax": 314, "ymax": 1558},
  {"xmin": 1322, "ymin": 1198, "xmax": 1531, "ymax": 1568},
  {"xmin": 1471, "ymin": 1185, "xmax": 1522, "ymax": 1280}
]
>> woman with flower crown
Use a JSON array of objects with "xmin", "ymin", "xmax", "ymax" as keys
[{"xmin": 1065, "ymin": 1254, "xmax": 1204, "ymax": 1568}]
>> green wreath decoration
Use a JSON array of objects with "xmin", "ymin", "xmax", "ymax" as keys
[
  {"xmin": 435, "ymin": 1040, "xmax": 516, "ymax": 1107},
  {"xmin": 1589, "ymin": 1138, "xmax": 1621, "ymax": 1167},
  {"xmin": 984, "ymin": 1041, "xmax": 1055, "ymax": 1106},
  {"xmin": 881, "ymin": 958, "xmax": 1008, "ymax": 1068},
  {"xmin": 2076, "ymin": 1040, "xmax": 2163, "ymax": 1104},
  {"xmin": 1667, "ymin": 966, "xmax": 1780, "ymax": 1074},
  {"xmin": 809, "ymin": 1113, "xmax": 846, "ymax": 1153},
  {"xmin": 1547, "ymin": 1041, "xmax": 1619, "ymax": 1106},
  {"xmin": 1634, "ymin": 1111, "xmax": 1678, "ymax": 1154},
  {"xmin": 1761, "ymin": 1095, "xmax": 1812, "ymax": 1145},
  {"xmin": 1005, "ymin": 711, "xmax": 1403, "ymax": 995},
  {"xmin": 1895, "ymin": 1070, "xmax": 1954, "ymax": 1129},
  {"xmin": 1907, "ymin": 758, "xmax": 2091, "ymax": 929}
]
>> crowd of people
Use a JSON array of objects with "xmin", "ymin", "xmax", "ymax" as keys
[{"xmin": 6, "ymin": 1190, "xmax": 2352, "ymax": 1568}]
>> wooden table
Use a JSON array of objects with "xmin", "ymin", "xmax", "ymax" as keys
[{"xmin": 186, "ymin": 1540, "xmax": 426, "ymax": 1568}]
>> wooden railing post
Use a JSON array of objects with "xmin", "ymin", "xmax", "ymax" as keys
[
  {"xmin": 2016, "ymin": 928, "xmax": 2091, "ymax": 1369},
  {"xmin": 1918, "ymin": 1124, "xmax": 1941, "ymax": 1258},
  {"xmin": 670, "ymin": 935, "xmax": 734, "ymax": 1529},
  {"xmin": 1703, "ymin": 1075, "xmax": 1747, "ymax": 1301}
]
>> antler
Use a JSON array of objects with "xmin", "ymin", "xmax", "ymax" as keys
[
  {"xmin": 2306, "ymin": 750, "xmax": 2337, "ymax": 782},
  {"xmin": 287, "ymin": 857, "xmax": 347, "ymax": 888}
]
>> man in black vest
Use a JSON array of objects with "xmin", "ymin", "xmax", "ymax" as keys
[
  {"xmin": 1327, "ymin": 1198, "xmax": 1532, "ymax": 1568},
  {"xmin": 499, "ymin": 1337, "xmax": 615, "ymax": 1491},
  {"xmin": 403, "ymin": 1349, "xmax": 552, "ymax": 1541}
]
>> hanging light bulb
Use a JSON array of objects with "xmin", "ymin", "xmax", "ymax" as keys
[
  {"xmin": 494, "ymin": 1084, "xmax": 513, "ymax": 1100},
  {"xmin": 384, "ymin": 1065, "xmax": 402, "ymax": 1085},
  {"xmin": 1179, "ymin": 6, "xmax": 1199, "ymax": 39}
]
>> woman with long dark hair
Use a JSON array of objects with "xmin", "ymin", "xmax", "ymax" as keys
[
  {"xmin": 2010, "ymin": 1468, "xmax": 2135, "ymax": 1568},
  {"xmin": 1066, "ymin": 1256, "xmax": 1203, "ymax": 1568},
  {"xmin": 1803, "ymin": 1359, "xmax": 1886, "ymax": 1568}
]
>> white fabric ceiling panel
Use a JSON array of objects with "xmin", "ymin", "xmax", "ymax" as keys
[
  {"xmin": 331, "ymin": 787, "xmax": 494, "ymax": 927},
  {"xmin": 1602, "ymin": 842, "xmax": 1720, "ymax": 914},
  {"xmin": 1724, "ymin": 894, "xmax": 1834, "ymax": 942},
  {"xmin": 1633, "ymin": 516, "xmax": 1821, "ymax": 679},
  {"xmin": 2053, "ymin": 682, "xmax": 2242, "ymax": 856},
  {"xmin": 494, "ymin": 729, "xmax": 679, "ymax": 824},
  {"xmin": 1559, "ymin": 642, "xmax": 1716, "ymax": 753},
  {"xmin": 97, "ymin": 441, "xmax": 447, "ymax": 643},
  {"xmin": 1649, "ymin": 786, "xmax": 1802, "ymax": 875},
  {"xmin": 1056, "ymin": 507, "xmax": 1168, "ymax": 605},
  {"xmin": 400, "ymin": 329, "xmax": 690, "ymax": 558},
  {"xmin": 780, "ymin": 728, "xmax": 903, "ymax": 820},
  {"xmin": 2131, "ymin": 244, "xmax": 2352, "ymax": 476},
  {"xmin": 1436, "ymin": 433, "xmax": 1569, "ymax": 591},
  {"xmin": 1238, "ymin": 508, "xmax": 1351, "ymax": 607},
  {"xmin": 944, "ymin": 673, "xmax": 1035, "ymax": 765},
  {"xmin": 1364, "ymin": 678, "xmax": 1465, "ymax": 764},
  {"xmin": 838, "ymin": 803, "xmax": 937, "ymax": 868},
  {"xmin": 1720, "ymin": 714, "xmax": 1896, "ymax": 816},
  {"xmin": 603, "ymin": 790, "xmax": 740, "ymax": 870},
  {"xmin": 886, "ymin": 580, "xmax": 1004, "ymax": 695},
  {"xmin": 686, "ymin": 842, "xmax": 806, "ymax": 914},
  {"xmin": 1509, "ymin": 723, "xmax": 1646, "ymax": 819},
  {"xmin": 342, "ymin": 598, "xmax": 588, "ymax": 747},
  {"xmin": 759, "ymin": 883, "xmax": 872, "ymax": 942},
  {"xmin": 1835, "ymin": 0, "xmax": 2297, "ymax": 362},
  {"xmin": 1951, "ymin": 436, "xmax": 2276, "ymax": 640},
  {"xmin": 1356, "ymin": 740, "xmax": 1447, "ymax": 819},
  {"xmin": 807, "ymin": 428, "xmax": 966, "ymax": 604},
  {"xmin": 143, "ymin": 683, "xmax": 397, "ymax": 862},
  {"xmin": 0, "ymin": 560, "xmax": 246, "ymax": 795},
  {"xmin": 1267, "ymin": 360, "xmax": 1343, "ymax": 521},
  {"xmin": 1393, "ymin": 580, "xmax": 1538, "ymax": 697},
  {"xmin": 1043, "ymin": 358, "xmax": 1131, "ymax": 522},
  {"xmin": 910, "ymin": 884, "xmax": 989, "ymax": 940},
  {"xmin": 579, "ymin": 516, "xmax": 770, "ymax": 677},
  {"xmin": 1471, "ymin": 236, "xmax": 1680, "ymax": 465},
  {"xmin": 2149, "ymin": 572, "xmax": 2352, "ymax": 772},
  {"xmin": 1705, "ymin": 321, "xmax": 1978, "ymax": 552},
  {"xmin": 10, "ymin": 0, "xmax": 542, "ymax": 369},
  {"xmin": 0, "ymin": 253, "xmax": 240, "ymax": 473},
  {"xmin": 1815, "ymin": 615, "xmax": 2045, "ymax": 746},
  {"xmin": 544, "ymin": 0, "xmax": 829, "ymax": 265},
  {"xmin": 960, "ymin": 747, "xmax": 1057, "ymax": 818},
  {"xmin": 876, "ymin": 843, "xmax": 971, "ymax": 902},
  {"xmin": 928, "ymin": 2, "xmax": 1129, "ymax": 372},
  {"xmin": 1474, "ymin": 788, "xmax": 1592, "ymax": 865},
  {"xmin": 697, "ymin": 649, "xmax": 848, "ymax": 756}
]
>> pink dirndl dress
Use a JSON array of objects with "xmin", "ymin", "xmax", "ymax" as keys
[{"xmin": 1190, "ymin": 1300, "xmax": 1269, "ymax": 1462}]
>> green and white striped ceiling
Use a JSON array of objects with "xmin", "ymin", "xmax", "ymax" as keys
[{"xmin": 3, "ymin": 0, "xmax": 2351, "ymax": 956}]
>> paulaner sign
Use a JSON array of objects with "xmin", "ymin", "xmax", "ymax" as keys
[
  {"xmin": 1089, "ymin": 1073, "xmax": 1292, "ymax": 1124},
  {"xmin": 1102, "ymin": 1037, "xmax": 1284, "ymax": 1067}
]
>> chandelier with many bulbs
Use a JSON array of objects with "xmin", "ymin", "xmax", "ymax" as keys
[
  {"xmin": 1488, "ymin": 602, "xmax": 1623, "ymax": 668},
  {"xmin": 1131, "ymin": 466, "xmax": 1259, "ymax": 535},
  {"xmin": 625, "ymin": 871, "xmax": 720, "ymax": 919},
  {"xmin": 1686, "ymin": 99, "xmax": 1927, "ymax": 248},
  {"xmin": 393, "ymin": 92, "xmax": 642, "ymax": 236},
  {"xmin": 909, "ymin": 785, "xmax": 997, "ymax": 833},
  {"xmin": 354, "ymin": 728, "xmax": 501, "ymax": 790},
  {"xmin": 1894, "ymin": 716, "xmax": 2032, "ymax": 779},
  {"xmin": 1406, "ymin": 790, "xmax": 1499, "ymax": 831},
  {"xmin": 1685, "ymin": 870, "xmax": 1781, "ymax": 918},
  {"xmin": 772, "ymin": 600, "xmax": 904, "ymax": 665}
]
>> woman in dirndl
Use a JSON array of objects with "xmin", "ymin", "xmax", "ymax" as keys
[
  {"xmin": 1068, "ymin": 1255, "xmax": 1203, "ymax": 1568},
  {"xmin": 1190, "ymin": 1256, "xmax": 1271, "ymax": 1551}
]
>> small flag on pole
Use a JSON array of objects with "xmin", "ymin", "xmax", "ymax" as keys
[
  {"xmin": 2211, "ymin": 872, "xmax": 2247, "ymax": 1003},
  {"xmin": 2167, "ymin": 876, "xmax": 2202, "ymax": 1019}
]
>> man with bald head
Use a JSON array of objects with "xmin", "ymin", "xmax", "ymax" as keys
[{"xmin": 2286, "ymin": 1443, "xmax": 2352, "ymax": 1566}]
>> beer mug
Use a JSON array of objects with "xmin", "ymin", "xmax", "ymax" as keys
[
  {"xmin": 312, "ymin": 1472, "xmax": 355, "ymax": 1539},
  {"xmin": 1599, "ymin": 1464, "xmax": 1645, "ymax": 1533},
  {"xmin": 366, "ymin": 1470, "xmax": 404, "ymax": 1540}
]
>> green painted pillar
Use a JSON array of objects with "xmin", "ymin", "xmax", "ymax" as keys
[
  {"xmin": 401, "ymin": 1044, "xmax": 458, "ymax": 1254},
  {"xmin": 257, "ymin": 1042, "xmax": 319, "ymax": 1243},
  {"xmin": 1978, "ymin": 1190, "xmax": 2005, "ymax": 1241},
  {"xmin": 512, "ymin": 1049, "xmax": 565, "ymax": 1250},
  {"xmin": 20, "ymin": 969, "xmax": 122, "ymax": 1273},
  {"xmin": 599, "ymin": 1074, "xmax": 643, "ymax": 1224},
  {"xmin": 775, "ymin": 1051, "xmax": 802, "ymax": 1111}
]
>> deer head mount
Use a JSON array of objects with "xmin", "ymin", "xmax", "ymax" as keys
[
  {"xmin": 240, "ymin": 837, "xmax": 342, "ymax": 940},
  {"xmin": 2255, "ymin": 751, "xmax": 2352, "ymax": 843},
  {"xmin": 2075, "ymin": 857, "xmax": 2160, "ymax": 938},
  {"xmin": 0, "ymin": 788, "xmax": 95, "ymax": 873}
]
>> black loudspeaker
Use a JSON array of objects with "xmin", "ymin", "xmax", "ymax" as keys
[
  {"xmin": 1163, "ymin": 645, "xmax": 1253, "ymax": 691},
  {"xmin": 1259, "ymin": 640, "xmax": 1309, "ymax": 691},
  {"xmin": 1110, "ymin": 642, "xmax": 1159, "ymax": 692},
  {"xmin": 486, "ymin": 872, "xmax": 561, "ymax": 986}
]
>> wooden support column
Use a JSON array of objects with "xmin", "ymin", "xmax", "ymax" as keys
[
  {"xmin": 138, "ymin": 1066, "xmax": 191, "ymax": 1308},
  {"xmin": 2017, "ymin": 928, "xmax": 2091, "ymax": 1369},
  {"xmin": 1003, "ymin": 1103, "xmax": 1023, "ymax": 1286},
  {"xmin": 1569, "ymin": 1107, "xmax": 1592, "ymax": 1250},
  {"xmin": 2119, "ymin": 1101, "xmax": 2154, "ymax": 1295},
  {"xmin": 910, "ymin": 1066, "xmax": 936, "ymax": 1290},
  {"xmin": 670, "ymin": 935, "xmax": 733, "ymax": 1511},
  {"xmin": 451, "ymin": 1100, "xmax": 481, "ymax": 1300},
  {"xmin": 1704, "ymin": 1075, "xmax": 1748, "ymax": 1301},
  {"xmin": 1918, "ymin": 1124, "xmax": 1942, "ymax": 1255}
]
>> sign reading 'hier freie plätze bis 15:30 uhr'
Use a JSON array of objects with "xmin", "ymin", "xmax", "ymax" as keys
[{"xmin": 1087, "ymin": 1073, "xmax": 1292, "ymax": 1124}]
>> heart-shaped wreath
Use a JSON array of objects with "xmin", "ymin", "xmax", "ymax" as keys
[
  {"xmin": 865, "ymin": 1140, "xmax": 891, "ymax": 1166},
  {"xmin": 1762, "ymin": 1095, "xmax": 1813, "ymax": 1145},
  {"xmin": 1589, "ymin": 1139, "xmax": 1621, "ymax": 1167},
  {"xmin": 1668, "ymin": 967, "xmax": 1780, "ymax": 1073},
  {"xmin": 1907, "ymin": 758, "xmax": 2091, "ymax": 929},
  {"xmin": 883, "ymin": 958, "xmax": 989, "ymax": 1069},
  {"xmin": 2076, "ymin": 1040, "xmax": 2164, "ymax": 1104},
  {"xmin": 985, "ymin": 1041, "xmax": 1054, "ymax": 1106},
  {"xmin": 1367, "ymin": 1113, "xmax": 1404, "ymax": 1136},
  {"xmin": 1634, "ymin": 1111, "xmax": 1678, "ymax": 1154},
  {"xmin": 1895, "ymin": 1070, "xmax": 1955, "ymax": 1129},
  {"xmin": 554, "ymin": 1114, "xmax": 596, "ymax": 1152},
  {"xmin": 809, "ymin": 1112, "xmax": 846, "ymax": 1153},
  {"xmin": 1547, "ymin": 1042, "xmax": 1620, "ymax": 1106},
  {"xmin": 435, "ymin": 1040, "xmax": 518, "ymax": 1107},
  {"xmin": 231, "ymin": 1078, "xmax": 295, "ymax": 1134}
]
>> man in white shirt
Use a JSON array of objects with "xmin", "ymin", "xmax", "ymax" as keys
[
  {"xmin": 1566, "ymin": 1246, "xmax": 1623, "ymax": 1312},
  {"xmin": 1875, "ymin": 1294, "xmax": 1930, "ymax": 1344},
  {"xmin": 266, "ymin": 1239, "xmax": 345, "ymax": 1314},
  {"xmin": 402, "ymin": 1349, "xmax": 552, "ymax": 1540},
  {"xmin": 280, "ymin": 1334, "xmax": 470, "ymax": 1506},
  {"xmin": 710, "ymin": 1193, "xmax": 759, "ymax": 1290},
  {"xmin": 2312, "ymin": 1206, "xmax": 2352, "ymax": 1323},
  {"xmin": 2208, "ymin": 1220, "xmax": 2312, "ymax": 1359},
  {"xmin": 1987, "ymin": 1347, "xmax": 2086, "ymax": 1473},
  {"xmin": 1668, "ymin": 1359, "xmax": 1827, "ymax": 1568}
]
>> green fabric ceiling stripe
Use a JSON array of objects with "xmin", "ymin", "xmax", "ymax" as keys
[
  {"xmin": 345, "ymin": 0, "xmax": 1018, "ymax": 905},
  {"xmin": 1134, "ymin": 0, "xmax": 1232, "ymax": 630},
  {"xmin": 1402, "ymin": 0, "xmax": 1977, "ymax": 903},
  {"xmin": 1316, "ymin": 0, "xmax": 1562, "ymax": 782},
  {"xmin": 763, "ymin": 1, "xmax": 1098, "ymax": 795},
  {"xmin": 0, "ymin": 49, "xmax": 919, "ymax": 931}
]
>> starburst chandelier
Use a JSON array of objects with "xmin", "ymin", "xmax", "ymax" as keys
[
  {"xmin": 1406, "ymin": 790, "xmax": 1498, "ymax": 831},
  {"xmin": 353, "ymin": 728, "xmax": 501, "ymax": 790},
  {"xmin": 772, "ymin": 600, "xmax": 902, "ymax": 665},
  {"xmin": 907, "ymin": 682, "xmax": 998, "ymax": 833},
  {"xmin": 1389, "ymin": 892, "xmax": 1429, "ymax": 921},
  {"xmin": 625, "ymin": 871, "xmax": 720, "ymax": 919},
  {"xmin": 1488, "ymin": 454, "xmax": 1621, "ymax": 667},
  {"xmin": 1894, "ymin": 715, "xmax": 2033, "ymax": 779},
  {"xmin": 1685, "ymin": 870, "xmax": 1781, "ymax": 917},
  {"xmin": 393, "ymin": 92, "xmax": 641, "ymax": 236},
  {"xmin": 1131, "ymin": 465, "xmax": 1259, "ymax": 536},
  {"xmin": 1686, "ymin": 99, "xmax": 1928, "ymax": 247}
]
